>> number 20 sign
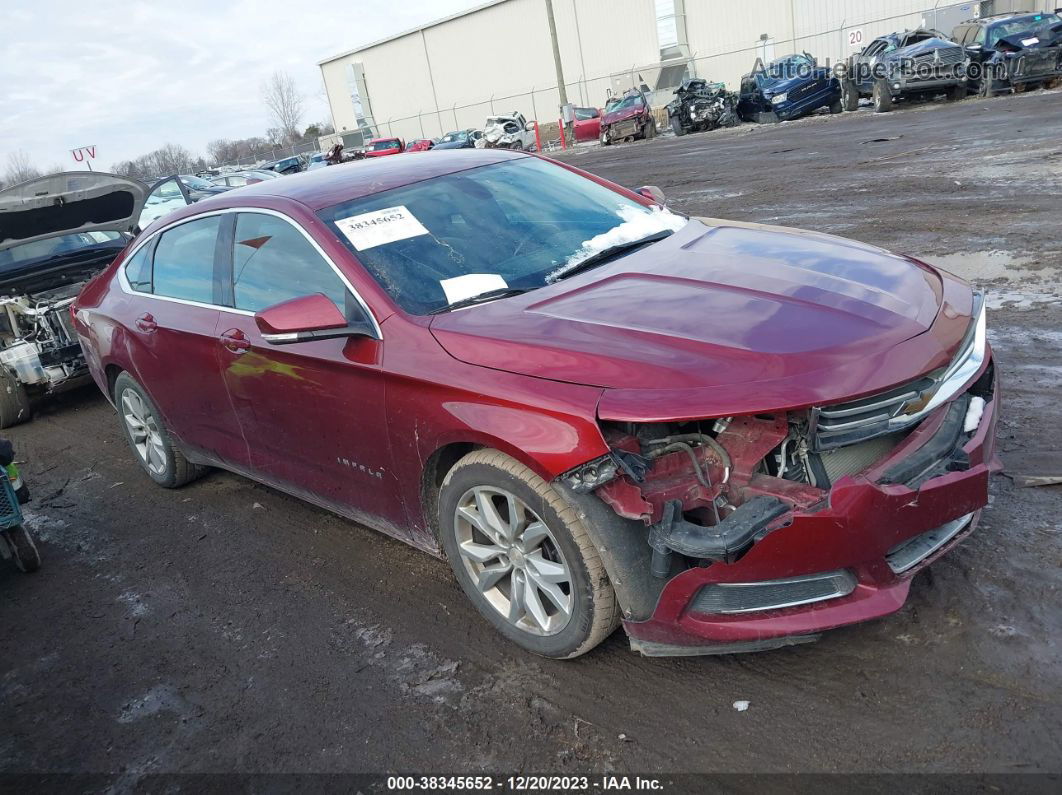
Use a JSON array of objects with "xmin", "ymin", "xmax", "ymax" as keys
[{"xmin": 848, "ymin": 29, "xmax": 865, "ymax": 47}]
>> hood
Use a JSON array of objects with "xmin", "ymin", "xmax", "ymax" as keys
[
  {"xmin": 601, "ymin": 105, "xmax": 645, "ymax": 125},
  {"xmin": 883, "ymin": 36, "xmax": 958, "ymax": 60},
  {"xmin": 0, "ymin": 172, "xmax": 147, "ymax": 252},
  {"xmin": 430, "ymin": 219, "xmax": 958, "ymax": 411},
  {"xmin": 995, "ymin": 31, "xmax": 1058, "ymax": 51}
]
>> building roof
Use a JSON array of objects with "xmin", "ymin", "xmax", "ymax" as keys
[{"xmin": 317, "ymin": 0, "xmax": 512, "ymax": 66}]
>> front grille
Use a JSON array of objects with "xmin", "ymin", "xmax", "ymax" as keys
[
  {"xmin": 887, "ymin": 513, "xmax": 974, "ymax": 574},
  {"xmin": 813, "ymin": 375, "xmax": 938, "ymax": 451},
  {"xmin": 912, "ymin": 47, "xmax": 964, "ymax": 67},
  {"xmin": 613, "ymin": 121, "xmax": 638, "ymax": 138},
  {"xmin": 691, "ymin": 570, "xmax": 856, "ymax": 615}
]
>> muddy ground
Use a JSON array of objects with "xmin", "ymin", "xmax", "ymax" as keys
[{"xmin": 2, "ymin": 89, "xmax": 1061, "ymax": 784}]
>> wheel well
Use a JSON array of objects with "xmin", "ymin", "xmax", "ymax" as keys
[
  {"xmin": 104, "ymin": 365, "xmax": 124, "ymax": 401},
  {"xmin": 421, "ymin": 442, "xmax": 479, "ymax": 539}
]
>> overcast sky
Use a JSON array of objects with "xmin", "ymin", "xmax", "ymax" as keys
[{"xmin": 1, "ymin": 0, "xmax": 477, "ymax": 171}]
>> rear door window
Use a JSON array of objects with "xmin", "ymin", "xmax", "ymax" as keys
[
  {"xmin": 231, "ymin": 213, "xmax": 349, "ymax": 313},
  {"xmin": 124, "ymin": 243, "xmax": 153, "ymax": 292},
  {"xmin": 151, "ymin": 216, "xmax": 222, "ymax": 304}
]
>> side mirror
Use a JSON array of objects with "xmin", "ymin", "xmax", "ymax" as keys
[
  {"xmin": 255, "ymin": 293, "xmax": 378, "ymax": 344},
  {"xmin": 637, "ymin": 185, "xmax": 666, "ymax": 205},
  {"xmin": 524, "ymin": 121, "xmax": 535, "ymax": 132}
]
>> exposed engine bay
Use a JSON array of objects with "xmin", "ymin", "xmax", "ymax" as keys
[
  {"xmin": 0, "ymin": 282, "xmax": 92, "ymax": 396},
  {"xmin": 666, "ymin": 78, "xmax": 740, "ymax": 136},
  {"xmin": 563, "ymin": 354, "xmax": 994, "ymax": 581}
]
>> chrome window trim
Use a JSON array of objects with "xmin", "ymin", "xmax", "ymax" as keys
[{"xmin": 116, "ymin": 206, "xmax": 383, "ymax": 338}]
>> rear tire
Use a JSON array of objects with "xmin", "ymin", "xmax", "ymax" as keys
[
  {"xmin": 4, "ymin": 526, "xmax": 40, "ymax": 572},
  {"xmin": 439, "ymin": 449, "xmax": 619, "ymax": 659},
  {"xmin": 841, "ymin": 79, "xmax": 860, "ymax": 111},
  {"xmin": 0, "ymin": 369, "xmax": 32, "ymax": 429},
  {"xmin": 873, "ymin": 79, "xmax": 893, "ymax": 113},
  {"xmin": 113, "ymin": 373, "xmax": 206, "ymax": 489}
]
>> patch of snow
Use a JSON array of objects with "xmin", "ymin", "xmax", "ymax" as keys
[
  {"xmin": 964, "ymin": 396, "xmax": 985, "ymax": 433},
  {"xmin": 732, "ymin": 700, "xmax": 750, "ymax": 712},
  {"xmin": 547, "ymin": 205, "xmax": 687, "ymax": 282}
]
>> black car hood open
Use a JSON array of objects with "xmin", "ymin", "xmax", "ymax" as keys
[{"xmin": 0, "ymin": 172, "xmax": 147, "ymax": 252}]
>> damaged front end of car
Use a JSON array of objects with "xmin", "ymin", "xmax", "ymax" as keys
[
  {"xmin": 666, "ymin": 79, "xmax": 740, "ymax": 136},
  {"xmin": 0, "ymin": 173, "xmax": 146, "ymax": 426},
  {"xmin": 555, "ymin": 295, "xmax": 999, "ymax": 656}
]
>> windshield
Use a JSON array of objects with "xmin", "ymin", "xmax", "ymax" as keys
[
  {"xmin": 988, "ymin": 14, "xmax": 1062, "ymax": 46},
  {"xmin": 180, "ymin": 175, "xmax": 214, "ymax": 190},
  {"xmin": 0, "ymin": 231, "xmax": 123, "ymax": 273},
  {"xmin": 317, "ymin": 157, "xmax": 686, "ymax": 315},
  {"xmin": 441, "ymin": 131, "xmax": 468, "ymax": 143},
  {"xmin": 371, "ymin": 140, "xmax": 400, "ymax": 151},
  {"xmin": 608, "ymin": 95, "xmax": 644, "ymax": 112},
  {"xmin": 767, "ymin": 54, "xmax": 813, "ymax": 80}
]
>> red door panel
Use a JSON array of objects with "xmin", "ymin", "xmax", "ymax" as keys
[{"xmin": 214, "ymin": 309, "xmax": 405, "ymax": 534}]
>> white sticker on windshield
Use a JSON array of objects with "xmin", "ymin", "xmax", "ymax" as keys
[
  {"xmin": 440, "ymin": 274, "xmax": 508, "ymax": 305},
  {"xmin": 1021, "ymin": 36, "xmax": 1039, "ymax": 46},
  {"xmin": 334, "ymin": 205, "xmax": 428, "ymax": 250}
]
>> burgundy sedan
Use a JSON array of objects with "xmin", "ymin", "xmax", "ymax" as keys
[{"xmin": 73, "ymin": 151, "xmax": 998, "ymax": 659}]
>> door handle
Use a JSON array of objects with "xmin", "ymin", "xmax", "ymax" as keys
[
  {"xmin": 219, "ymin": 328, "xmax": 251, "ymax": 354},
  {"xmin": 135, "ymin": 313, "xmax": 157, "ymax": 333}
]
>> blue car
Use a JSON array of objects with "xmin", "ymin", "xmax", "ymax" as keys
[{"xmin": 737, "ymin": 53, "xmax": 842, "ymax": 123}]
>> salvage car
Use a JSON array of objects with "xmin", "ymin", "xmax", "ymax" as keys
[
  {"xmin": 666, "ymin": 78, "xmax": 739, "ymax": 135},
  {"xmin": 139, "ymin": 174, "xmax": 229, "ymax": 229},
  {"xmin": 72, "ymin": 150, "xmax": 998, "ymax": 659},
  {"xmin": 479, "ymin": 114, "xmax": 536, "ymax": 151},
  {"xmin": 364, "ymin": 138, "xmax": 405, "ymax": 158},
  {"xmin": 572, "ymin": 107, "xmax": 602, "ymax": 142},
  {"xmin": 599, "ymin": 89, "xmax": 656, "ymax": 145},
  {"xmin": 434, "ymin": 129, "xmax": 483, "ymax": 150},
  {"xmin": 406, "ymin": 139, "xmax": 436, "ymax": 153},
  {"xmin": 953, "ymin": 12, "xmax": 1062, "ymax": 95},
  {"xmin": 738, "ymin": 53, "xmax": 842, "ymax": 122},
  {"xmin": 0, "ymin": 173, "xmax": 146, "ymax": 426},
  {"xmin": 842, "ymin": 29, "xmax": 968, "ymax": 112}
]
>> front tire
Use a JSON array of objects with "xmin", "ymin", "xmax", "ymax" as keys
[
  {"xmin": 599, "ymin": 129, "xmax": 611, "ymax": 146},
  {"xmin": 829, "ymin": 97, "xmax": 843, "ymax": 114},
  {"xmin": 841, "ymin": 79, "xmax": 859, "ymax": 111},
  {"xmin": 873, "ymin": 79, "xmax": 893, "ymax": 113},
  {"xmin": 0, "ymin": 369, "xmax": 32, "ymax": 429},
  {"xmin": 643, "ymin": 119, "xmax": 656, "ymax": 139},
  {"xmin": 948, "ymin": 83, "xmax": 967, "ymax": 102},
  {"xmin": 113, "ymin": 373, "xmax": 205, "ymax": 488},
  {"xmin": 670, "ymin": 116, "xmax": 686, "ymax": 136},
  {"xmin": 439, "ymin": 450, "xmax": 619, "ymax": 659}
]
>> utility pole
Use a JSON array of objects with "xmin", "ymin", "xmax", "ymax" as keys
[{"xmin": 545, "ymin": 0, "xmax": 570, "ymax": 140}]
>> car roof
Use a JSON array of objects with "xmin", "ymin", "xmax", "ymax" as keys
[{"xmin": 172, "ymin": 149, "xmax": 526, "ymax": 214}]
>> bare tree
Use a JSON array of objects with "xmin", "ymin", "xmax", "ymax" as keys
[
  {"xmin": 262, "ymin": 71, "xmax": 305, "ymax": 143},
  {"xmin": 4, "ymin": 150, "xmax": 41, "ymax": 185}
]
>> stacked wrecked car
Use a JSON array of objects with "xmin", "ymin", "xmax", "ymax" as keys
[{"xmin": 666, "ymin": 78, "xmax": 740, "ymax": 135}]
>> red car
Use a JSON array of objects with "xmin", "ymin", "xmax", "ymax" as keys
[
  {"xmin": 364, "ymin": 137, "xmax": 405, "ymax": 157},
  {"xmin": 572, "ymin": 107, "xmax": 602, "ymax": 143},
  {"xmin": 406, "ymin": 138, "xmax": 435, "ymax": 153},
  {"xmin": 70, "ymin": 151, "xmax": 998, "ymax": 659},
  {"xmin": 599, "ymin": 90, "xmax": 656, "ymax": 145}
]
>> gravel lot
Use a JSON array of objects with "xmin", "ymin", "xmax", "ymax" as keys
[{"xmin": 2, "ymin": 89, "xmax": 1061, "ymax": 782}]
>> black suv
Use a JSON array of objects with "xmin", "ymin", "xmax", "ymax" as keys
[{"xmin": 952, "ymin": 12, "xmax": 1062, "ymax": 96}]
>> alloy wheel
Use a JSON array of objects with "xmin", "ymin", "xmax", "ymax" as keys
[
  {"xmin": 121, "ymin": 388, "xmax": 166, "ymax": 476},
  {"xmin": 453, "ymin": 486, "xmax": 573, "ymax": 636}
]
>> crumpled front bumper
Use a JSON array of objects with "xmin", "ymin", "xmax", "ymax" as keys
[{"xmin": 623, "ymin": 365, "xmax": 1000, "ymax": 656}]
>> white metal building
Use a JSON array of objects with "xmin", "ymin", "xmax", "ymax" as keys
[{"xmin": 319, "ymin": 0, "xmax": 1055, "ymax": 143}]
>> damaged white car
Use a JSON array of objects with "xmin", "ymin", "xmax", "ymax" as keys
[
  {"xmin": 476, "ymin": 112, "xmax": 537, "ymax": 151},
  {"xmin": 0, "ymin": 173, "xmax": 146, "ymax": 427}
]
